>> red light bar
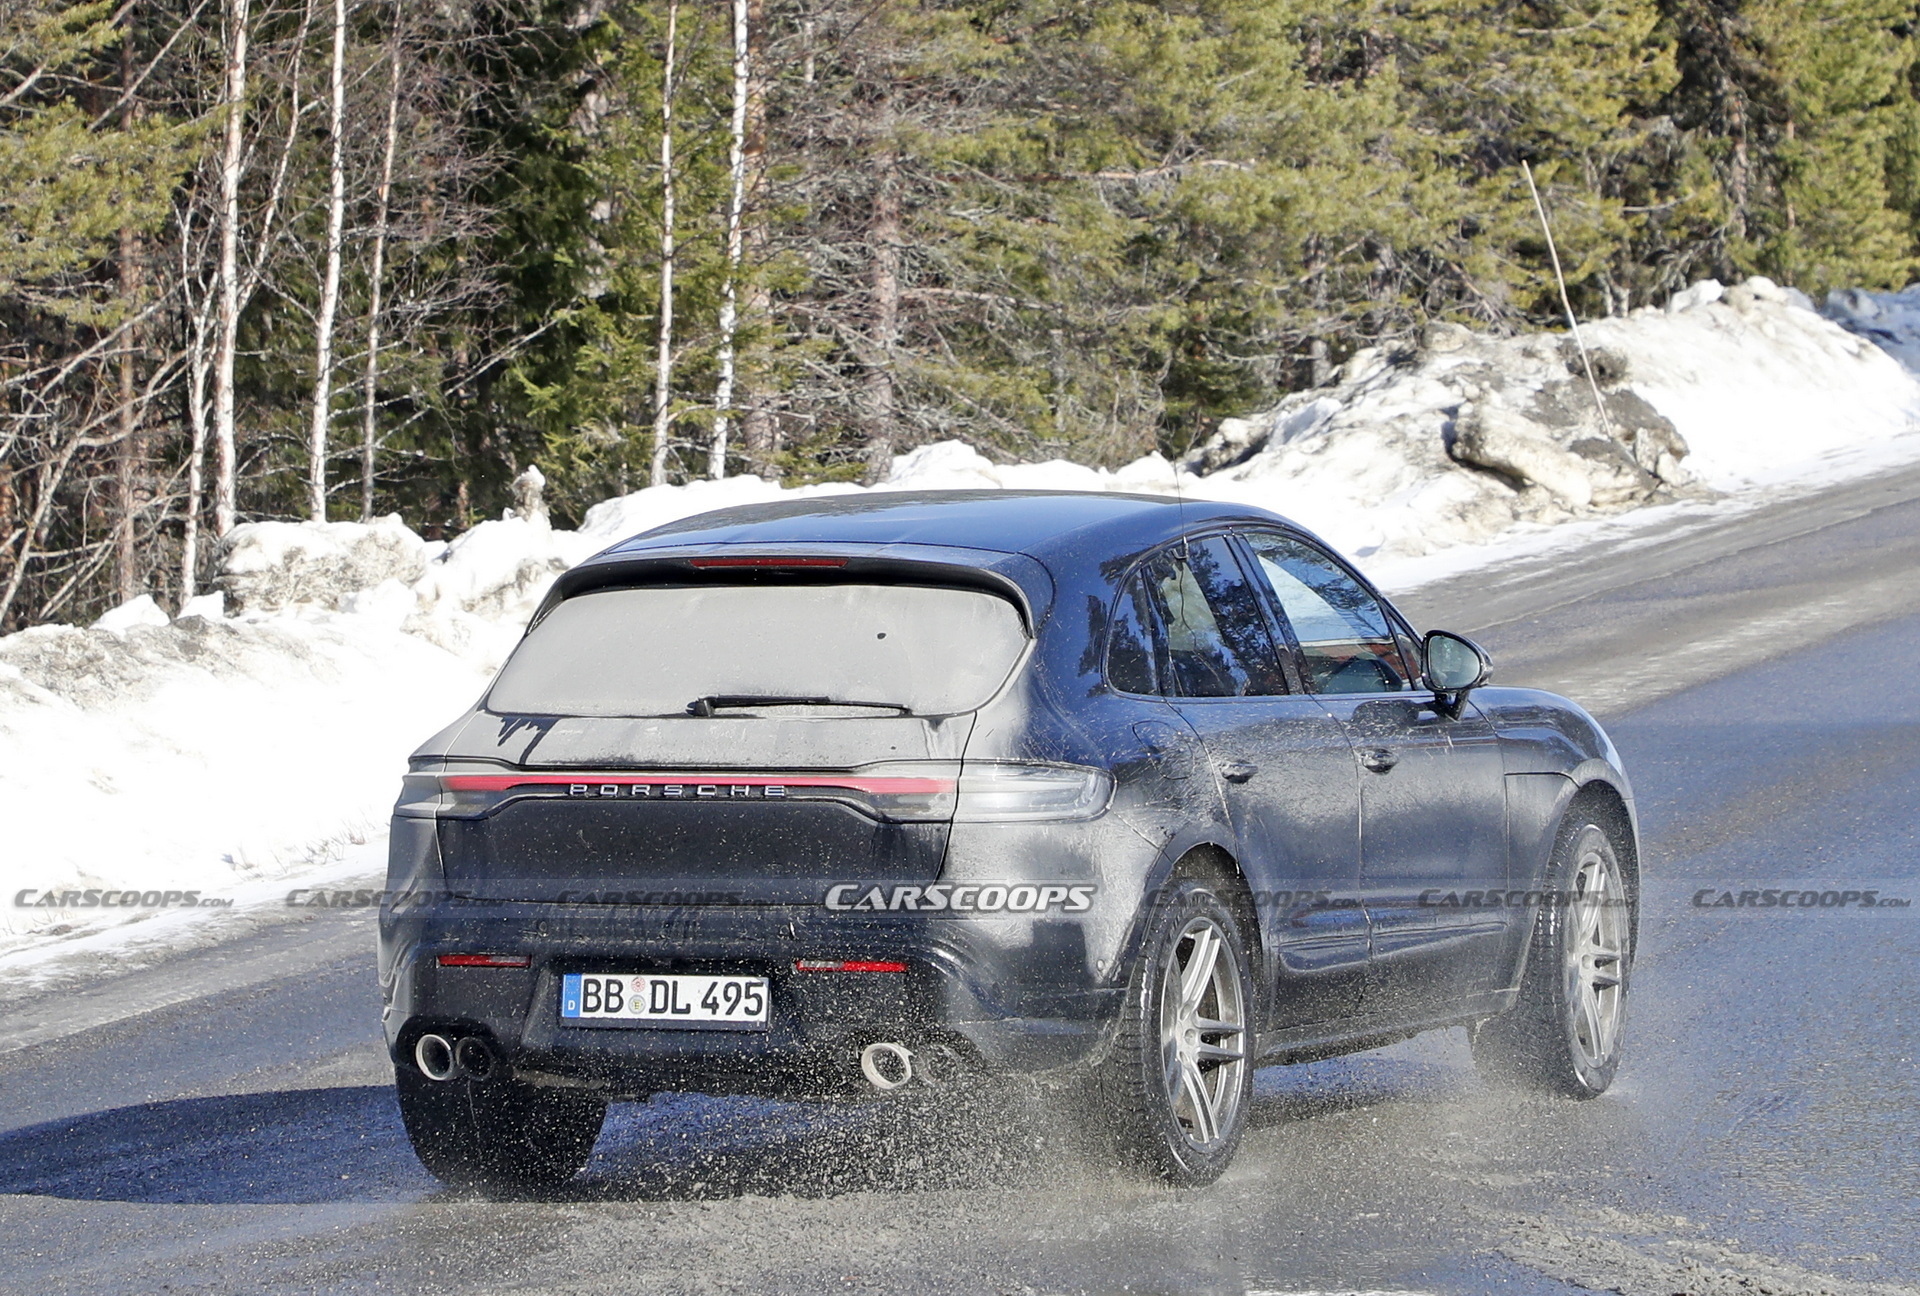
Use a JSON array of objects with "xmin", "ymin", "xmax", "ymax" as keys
[
  {"xmin": 437, "ymin": 953, "xmax": 532, "ymax": 968},
  {"xmin": 688, "ymin": 556, "xmax": 848, "ymax": 569},
  {"xmin": 794, "ymin": 959, "xmax": 909, "ymax": 973},
  {"xmin": 443, "ymin": 773, "xmax": 954, "ymax": 796}
]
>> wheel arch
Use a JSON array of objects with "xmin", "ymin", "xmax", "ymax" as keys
[
  {"xmin": 1502, "ymin": 776, "xmax": 1640, "ymax": 996},
  {"xmin": 1144, "ymin": 840, "xmax": 1268, "ymax": 1025},
  {"xmin": 1565, "ymin": 777, "xmax": 1641, "ymax": 929}
]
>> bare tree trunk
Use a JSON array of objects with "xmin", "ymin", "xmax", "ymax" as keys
[
  {"xmin": 861, "ymin": 129, "xmax": 900, "ymax": 485},
  {"xmin": 361, "ymin": 14, "xmax": 401, "ymax": 521},
  {"xmin": 181, "ymin": 210, "xmax": 216, "ymax": 602},
  {"xmin": 0, "ymin": 440, "xmax": 80, "ymax": 631},
  {"xmin": 649, "ymin": 0, "xmax": 679, "ymax": 489},
  {"xmin": 710, "ymin": 0, "xmax": 749, "ymax": 480},
  {"xmin": 307, "ymin": 0, "xmax": 349, "ymax": 520},
  {"xmin": 113, "ymin": 13, "xmax": 141, "ymax": 603},
  {"xmin": 738, "ymin": 0, "xmax": 776, "ymax": 477},
  {"xmin": 182, "ymin": 377, "xmax": 208, "ymax": 599},
  {"xmin": 1307, "ymin": 238, "xmax": 1332, "ymax": 388},
  {"xmin": 212, "ymin": 0, "xmax": 250, "ymax": 538},
  {"xmin": 115, "ymin": 224, "xmax": 140, "ymax": 602}
]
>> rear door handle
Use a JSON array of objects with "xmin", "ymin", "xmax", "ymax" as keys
[
  {"xmin": 1360, "ymin": 748, "xmax": 1398, "ymax": 774},
  {"xmin": 1218, "ymin": 760, "xmax": 1258, "ymax": 784}
]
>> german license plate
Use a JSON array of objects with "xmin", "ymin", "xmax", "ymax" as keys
[{"xmin": 560, "ymin": 972, "xmax": 769, "ymax": 1029}]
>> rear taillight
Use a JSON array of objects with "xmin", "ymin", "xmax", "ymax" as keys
[
  {"xmin": 437, "ymin": 953, "xmax": 531, "ymax": 968},
  {"xmin": 800, "ymin": 761, "xmax": 1113, "ymax": 822},
  {"xmin": 951, "ymin": 762, "xmax": 1113, "ymax": 822},
  {"xmin": 401, "ymin": 761, "xmax": 1109, "ymax": 823},
  {"xmin": 794, "ymin": 959, "xmax": 909, "ymax": 973}
]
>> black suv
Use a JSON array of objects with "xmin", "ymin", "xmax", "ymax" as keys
[{"xmin": 380, "ymin": 491, "xmax": 1637, "ymax": 1188}]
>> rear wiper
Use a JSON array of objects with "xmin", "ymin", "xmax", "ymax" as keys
[{"xmin": 686, "ymin": 695, "xmax": 910, "ymax": 716}]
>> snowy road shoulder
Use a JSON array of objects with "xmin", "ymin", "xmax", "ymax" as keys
[{"xmin": 0, "ymin": 607, "xmax": 488, "ymax": 961}]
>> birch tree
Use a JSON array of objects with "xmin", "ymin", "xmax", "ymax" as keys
[
  {"xmin": 709, "ymin": 0, "xmax": 748, "ymax": 479},
  {"xmin": 648, "ymin": 0, "xmax": 678, "ymax": 488},
  {"xmin": 306, "ymin": 0, "xmax": 348, "ymax": 519},
  {"xmin": 359, "ymin": 13, "xmax": 400, "ymax": 520}
]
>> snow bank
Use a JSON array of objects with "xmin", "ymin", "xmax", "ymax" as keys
[
  {"xmin": 6, "ymin": 274, "xmax": 1920, "ymax": 959},
  {"xmin": 1173, "ymin": 275, "xmax": 1920, "ymax": 559},
  {"xmin": 0, "ymin": 609, "xmax": 491, "ymax": 949},
  {"xmin": 1821, "ymin": 281, "xmax": 1920, "ymax": 376},
  {"xmin": 219, "ymin": 514, "xmax": 439, "ymax": 614},
  {"xmin": 1591, "ymin": 278, "xmax": 1920, "ymax": 489}
]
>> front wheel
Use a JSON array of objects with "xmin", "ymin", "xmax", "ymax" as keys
[
  {"xmin": 1473, "ymin": 817, "xmax": 1633, "ymax": 1097},
  {"xmin": 1094, "ymin": 876, "xmax": 1255, "ymax": 1186},
  {"xmin": 395, "ymin": 1064, "xmax": 607, "ymax": 1193}
]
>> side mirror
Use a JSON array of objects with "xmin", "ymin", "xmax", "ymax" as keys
[{"xmin": 1422, "ymin": 630, "xmax": 1491, "ymax": 702}]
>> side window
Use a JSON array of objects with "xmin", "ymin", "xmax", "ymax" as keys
[
  {"xmin": 1243, "ymin": 532, "xmax": 1414, "ymax": 695},
  {"xmin": 1105, "ymin": 574, "xmax": 1161, "ymax": 695},
  {"xmin": 1140, "ymin": 538, "xmax": 1289, "ymax": 698}
]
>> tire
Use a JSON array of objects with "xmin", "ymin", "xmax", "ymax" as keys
[
  {"xmin": 1095, "ymin": 874, "xmax": 1255, "ymax": 1186},
  {"xmin": 1472, "ymin": 815, "xmax": 1633, "ymax": 1097},
  {"xmin": 395, "ymin": 1064, "xmax": 607, "ymax": 1193}
]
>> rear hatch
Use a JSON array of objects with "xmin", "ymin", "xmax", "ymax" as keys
[{"xmin": 430, "ymin": 575, "xmax": 1032, "ymax": 904}]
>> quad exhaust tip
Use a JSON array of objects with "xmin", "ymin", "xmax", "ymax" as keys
[
  {"xmin": 415, "ymin": 1033, "xmax": 457, "ymax": 1081},
  {"xmin": 414, "ymin": 1033, "xmax": 500, "ymax": 1083},
  {"xmin": 454, "ymin": 1035, "xmax": 497, "ymax": 1081},
  {"xmin": 860, "ymin": 1041, "xmax": 914, "ymax": 1091}
]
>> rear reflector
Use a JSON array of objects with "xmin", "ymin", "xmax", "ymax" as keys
[
  {"xmin": 794, "ymin": 959, "xmax": 909, "ymax": 973},
  {"xmin": 688, "ymin": 556, "xmax": 848, "ymax": 569},
  {"xmin": 437, "ymin": 953, "xmax": 532, "ymax": 968}
]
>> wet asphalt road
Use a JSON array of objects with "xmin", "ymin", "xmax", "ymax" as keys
[{"xmin": 2, "ymin": 468, "xmax": 1919, "ymax": 1295}]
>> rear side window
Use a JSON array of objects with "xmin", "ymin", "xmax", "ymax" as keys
[
  {"xmin": 488, "ymin": 583, "xmax": 1029, "ymax": 718},
  {"xmin": 1111, "ymin": 537, "xmax": 1289, "ymax": 698},
  {"xmin": 1106, "ymin": 576, "xmax": 1161, "ymax": 695}
]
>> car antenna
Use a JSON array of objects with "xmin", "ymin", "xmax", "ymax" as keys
[{"xmin": 1172, "ymin": 429, "xmax": 1191, "ymax": 560}]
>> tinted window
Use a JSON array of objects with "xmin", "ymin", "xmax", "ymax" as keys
[
  {"xmin": 488, "ymin": 583, "xmax": 1029, "ymax": 717},
  {"xmin": 1105, "ymin": 575, "xmax": 1161, "ymax": 695},
  {"xmin": 1243, "ymin": 533, "xmax": 1414, "ymax": 695},
  {"xmin": 1139, "ymin": 538, "xmax": 1289, "ymax": 698}
]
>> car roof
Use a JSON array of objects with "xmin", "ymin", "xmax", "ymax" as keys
[{"xmin": 608, "ymin": 489, "xmax": 1302, "ymax": 567}]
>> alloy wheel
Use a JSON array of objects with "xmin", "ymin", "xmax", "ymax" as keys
[
  {"xmin": 1157, "ymin": 915, "xmax": 1249, "ymax": 1148},
  {"xmin": 1565, "ymin": 833, "xmax": 1628, "ymax": 1069}
]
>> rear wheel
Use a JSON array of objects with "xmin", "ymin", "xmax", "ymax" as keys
[
  {"xmin": 395, "ymin": 1065, "xmax": 607, "ymax": 1193},
  {"xmin": 1473, "ymin": 817, "xmax": 1633, "ymax": 1097},
  {"xmin": 1095, "ymin": 876, "xmax": 1254, "ymax": 1186}
]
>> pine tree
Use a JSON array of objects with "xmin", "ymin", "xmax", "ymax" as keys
[
  {"xmin": 0, "ymin": 0, "xmax": 196, "ymax": 629},
  {"xmin": 1662, "ymin": 0, "xmax": 1920, "ymax": 293}
]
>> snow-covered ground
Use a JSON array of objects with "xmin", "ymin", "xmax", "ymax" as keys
[{"xmin": 6, "ymin": 274, "xmax": 1920, "ymax": 963}]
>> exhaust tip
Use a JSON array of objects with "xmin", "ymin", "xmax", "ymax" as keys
[
  {"xmin": 453, "ymin": 1036, "xmax": 497, "ymax": 1082},
  {"xmin": 860, "ymin": 1041, "xmax": 914, "ymax": 1091},
  {"xmin": 914, "ymin": 1041, "xmax": 968, "ymax": 1087},
  {"xmin": 414, "ymin": 1033, "xmax": 458, "ymax": 1082}
]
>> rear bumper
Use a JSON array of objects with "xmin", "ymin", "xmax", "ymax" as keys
[{"xmin": 378, "ymin": 895, "xmax": 1123, "ymax": 1097}]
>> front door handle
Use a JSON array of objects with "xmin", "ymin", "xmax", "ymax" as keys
[
  {"xmin": 1218, "ymin": 760, "xmax": 1258, "ymax": 784},
  {"xmin": 1360, "ymin": 748, "xmax": 1399, "ymax": 774}
]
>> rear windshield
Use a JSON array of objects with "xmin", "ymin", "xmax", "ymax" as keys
[{"xmin": 487, "ymin": 583, "xmax": 1029, "ymax": 718}]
